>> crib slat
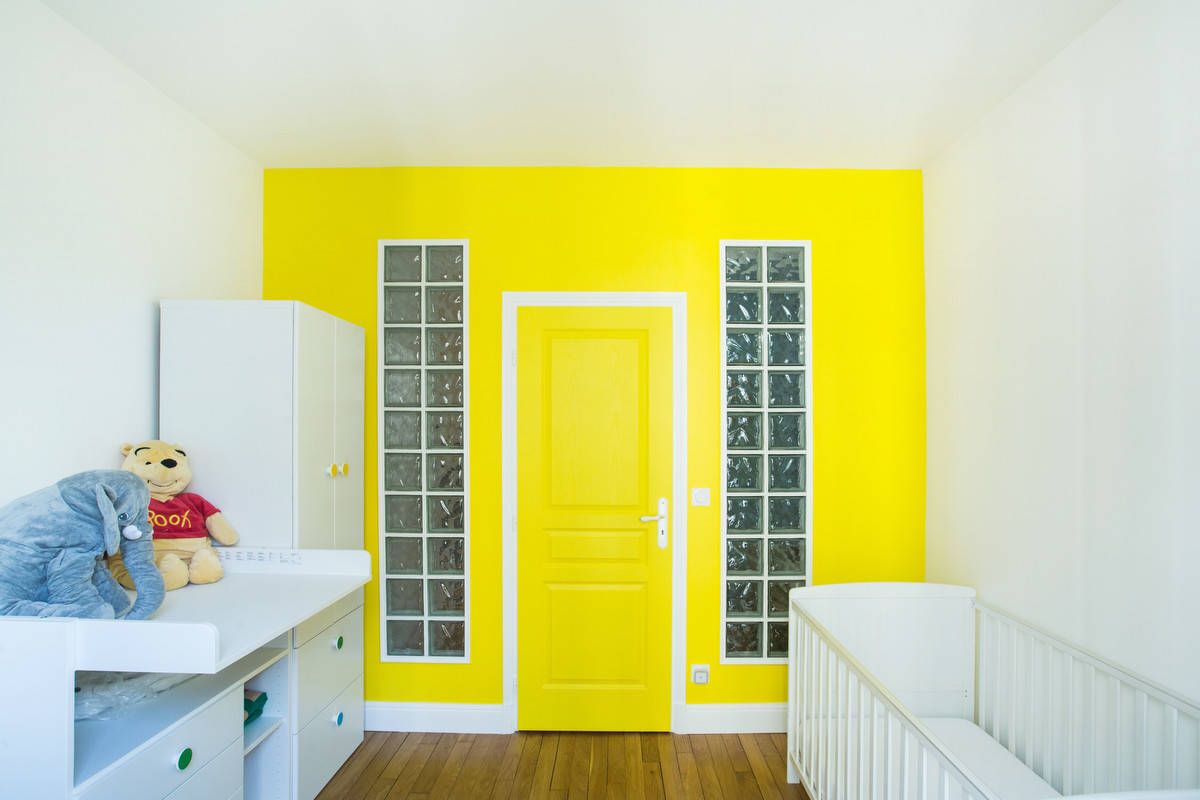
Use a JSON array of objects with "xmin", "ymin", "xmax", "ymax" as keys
[
  {"xmin": 1136, "ymin": 690, "xmax": 1147, "ymax": 788},
  {"xmin": 1164, "ymin": 706, "xmax": 1178, "ymax": 788},
  {"xmin": 1065, "ymin": 654, "xmax": 1075, "ymax": 795}
]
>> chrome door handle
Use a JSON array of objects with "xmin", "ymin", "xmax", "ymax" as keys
[{"xmin": 640, "ymin": 497, "xmax": 669, "ymax": 549}]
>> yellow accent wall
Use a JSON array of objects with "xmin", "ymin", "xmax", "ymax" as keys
[{"xmin": 263, "ymin": 167, "xmax": 925, "ymax": 706}]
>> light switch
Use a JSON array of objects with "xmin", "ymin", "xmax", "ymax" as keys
[
  {"xmin": 691, "ymin": 487, "xmax": 711, "ymax": 506},
  {"xmin": 691, "ymin": 664, "xmax": 710, "ymax": 685}
]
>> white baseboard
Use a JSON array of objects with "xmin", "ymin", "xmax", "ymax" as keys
[
  {"xmin": 365, "ymin": 701, "xmax": 785, "ymax": 735},
  {"xmin": 671, "ymin": 702, "xmax": 786, "ymax": 734},
  {"xmin": 365, "ymin": 701, "xmax": 517, "ymax": 734}
]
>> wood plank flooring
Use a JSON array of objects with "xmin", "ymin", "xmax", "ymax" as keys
[{"xmin": 317, "ymin": 731, "xmax": 809, "ymax": 799}]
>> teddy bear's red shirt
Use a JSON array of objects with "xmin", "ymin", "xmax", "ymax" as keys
[{"xmin": 147, "ymin": 493, "xmax": 220, "ymax": 539}]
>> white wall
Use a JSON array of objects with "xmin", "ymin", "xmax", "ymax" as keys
[
  {"xmin": 926, "ymin": 0, "xmax": 1200, "ymax": 700},
  {"xmin": 0, "ymin": 0, "xmax": 262, "ymax": 501}
]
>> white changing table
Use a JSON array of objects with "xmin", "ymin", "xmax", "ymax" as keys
[{"xmin": 0, "ymin": 547, "xmax": 371, "ymax": 800}]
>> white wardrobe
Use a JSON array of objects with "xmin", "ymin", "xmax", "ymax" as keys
[{"xmin": 159, "ymin": 300, "xmax": 366, "ymax": 800}]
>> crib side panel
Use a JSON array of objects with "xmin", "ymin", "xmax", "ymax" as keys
[{"xmin": 795, "ymin": 591, "xmax": 975, "ymax": 718}]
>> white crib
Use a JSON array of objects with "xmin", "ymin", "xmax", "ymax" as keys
[{"xmin": 786, "ymin": 583, "xmax": 1200, "ymax": 800}]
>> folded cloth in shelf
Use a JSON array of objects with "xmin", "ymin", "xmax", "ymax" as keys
[
  {"xmin": 244, "ymin": 689, "xmax": 267, "ymax": 725},
  {"xmin": 75, "ymin": 672, "xmax": 194, "ymax": 721}
]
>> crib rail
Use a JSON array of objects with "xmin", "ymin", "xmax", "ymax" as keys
[
  {"xmin": 976, "ymin": 604, "xmax": 1200, "ymax": 795},
  {"xmin": 789, "ymin": 601, "xmax": 1001, "ymax": 800}
]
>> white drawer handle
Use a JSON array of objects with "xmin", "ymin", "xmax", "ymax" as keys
[
  {"xmin": 175, "ymin": 747, "xmax": 194, "ymax": 771},
  {"xmin": 333, "ymin": 711, "xmax": 344, "ymax": 727},
  {"xmin": 333, "ymin": 634, "xmax": 345, "ymax": 651}
]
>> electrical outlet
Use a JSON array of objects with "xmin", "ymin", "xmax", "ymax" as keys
[
  {"xmin": 691, "ymin": 664, "xmax": 710, "ymax": 685},
  {"xmin": 691, "ymin": 487, "xmax": 711, "ymax": 506}
]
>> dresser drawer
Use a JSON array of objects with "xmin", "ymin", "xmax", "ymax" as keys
[
  {"xmin": 164, "ymin": 739, "xmax": 241, "ymax": 800},
  {"xmin": 294, "ymin": 588, "xmax": 363, "ymax": 647},
  {"xmin": 296, "ymin": 605, "xmax": 363, "ymax": 727},
  {"xmin": 76, "ymin": 688, "xmax": 241, "ymax": 800},
  {"xmin": 296, "ymin": 676, "xmax": 364, "ymax": 800}
]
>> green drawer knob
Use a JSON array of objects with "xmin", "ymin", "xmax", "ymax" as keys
[
  {"xmin": 176, "ymin": 747, "xmax": 193, "ymax": 771},
  {"xmin": 335, "ymin": 635, "xmax": 344, "ymax": 651},
  {"xmin": 334, "ymin": 711, "xmax": 344, "ymax": 727}
]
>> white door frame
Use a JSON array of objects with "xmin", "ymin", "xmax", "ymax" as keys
[{"xmin": 501, "ymin": 291, "xmax": 688, "ymax": 732}]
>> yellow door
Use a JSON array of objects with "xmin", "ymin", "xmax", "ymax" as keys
[{"xmin": 517, "ymin": 306, "xmax": 674, "ymax": 731}]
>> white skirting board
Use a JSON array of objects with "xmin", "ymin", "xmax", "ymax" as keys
[{"xmin": 364, "ymin": 702, "xmax": 786, "ymax": 734}]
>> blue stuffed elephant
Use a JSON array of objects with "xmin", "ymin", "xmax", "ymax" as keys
[{"xmin": 0, "ymin": 470, "xmax": 165, "ymax": 620}]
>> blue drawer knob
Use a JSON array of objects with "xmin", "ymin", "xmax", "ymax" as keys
[{"xmin": 334, "ymin": 711, "xmax": 344, "ymax": 727}]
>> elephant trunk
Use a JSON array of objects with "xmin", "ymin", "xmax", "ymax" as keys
[{"xmin": 118, "ymin": 536, "xmax": 164, "ymax": 620}]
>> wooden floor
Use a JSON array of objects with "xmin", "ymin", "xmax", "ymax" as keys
[{"xmin": 317, "ymin": 731, "xmax": 809, "ymax": 799}]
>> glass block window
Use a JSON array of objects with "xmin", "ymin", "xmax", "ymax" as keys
[
  {"xmin": 721, "ymin": 241, "xmax": 810, "ymax": 663},
  {"xmin": 379, "ymin": 240, "xmax": 469, "ymax": 662}
]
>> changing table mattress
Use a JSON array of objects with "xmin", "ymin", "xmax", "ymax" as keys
[{"xmin": 920, "ymin": 718, "xmax": 1059, "ymax": 800}]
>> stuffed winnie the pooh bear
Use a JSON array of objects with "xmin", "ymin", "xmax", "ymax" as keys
[{"xmin": 109, "ymin": 440, "xmax": 238, "ymax": 591}]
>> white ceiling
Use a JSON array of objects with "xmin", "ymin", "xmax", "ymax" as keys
[{"xmin": 45, "ymin": 0, "xmax": 1116, "ymax": 168}]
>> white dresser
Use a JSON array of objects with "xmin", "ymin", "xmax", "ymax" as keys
[{"xmin": 160, "ymin": 300, "xmax": 367, "ymax": 800}]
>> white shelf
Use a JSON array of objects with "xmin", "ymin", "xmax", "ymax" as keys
[
  {"xmin": 74, "ymin": 647, "xmax": 286, "ymax": 790},
  {"xmin": 242, "ymin": 715, "xmax": 283, "ymax": 756},
  {"xmin": 72, "ymin": 549, "xmax": 370, "ymax": 673}
]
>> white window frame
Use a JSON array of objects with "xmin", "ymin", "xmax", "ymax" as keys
[
  {"xmin": 719, "ymin": 239, "xmax": 812, "ymax": 665},
  {"xmin": 377, "ymin": 239, "xmax": 470, "ymax": 663}
]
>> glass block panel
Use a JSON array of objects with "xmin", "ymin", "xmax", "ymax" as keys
[
  {"xmin": 426, "ymin": 287, "xmax": 463, "ymax": 323},
  {"xmin": 767, "ymin": 247, "xmax": 803, "ymax": 283},
  {"xmin": 428, "ymin": 536, "xmax": 465, "ymax": 573},
  {"xmin": 726, "ymin": 497, "xmax": 762, "ymax": 533},
  {"xmin": 386, "ymin": 578, "xmax": 423, "ymax": 615},
  {"xmin": 428, "ymin": 496, "xmax": 465, "ymax": 533},
  {"xmin": 768, "ymin": 455, "xmax": 804, "ymax": 491},
  {"xmin": 428, "ymin": 579, "xmax": 465, "ymax": 616},
  {"xmin": 425, "ymin": 369, "xmax": 464, "ymax": 407},
  {"xmin": 726, "ymin": 413, "xmax": 762, "ymax": 450},
  {"xmin": 726, "ymin": 371, "xmax": 761, "ymax": 408},
  {"xmin": 383, "ymin": 369, "xmax": 421, "ymax": 407},
  {"xmin": 726, "ymin": 455, "xmax": 762, "ymax": 492},
  {"xmin": 385, "ymin": 536, "xmax": 422, "ymax": 574},
  {"xmin": 426, "ymin": 412, "xmax": 464, "ymax": 448},
  {"xmin": 384, "ymin": 410, "xmax": 421, "ymax": 449},
  {"xmin": 768, "ymin": 497, "xmax": 806, "ymax": 534},
  {"xmin": 726, "ymin": 580, "xmax": 762, "ymax": 617},
  {"xmin": 726, "ymin": 538, "xmax": 762, "ymax": 576},
  {"xmin": 426, "ymin": 245, "xmax": 464, "ymax": 282},
  {"xmin": 726, "ymin": 329, "xmax": 761, "ymax": 365},
  {"xmin": 725, "ymin": 289, "xmax": 761, "ymax": 323},
  {"xmin": 767, "ymin": 289, "xmax": 804, "ymax": 324},
  {"xmin": 384, "ymin": 245, "xmax": 422, "ymax": 282},
  {"xmin": 768, "ymin": 580, "xmax": 805, "ymax": 617},
  {"xmin": 768, "ymin": 330, "xmax": 803, "ymax": 366},
  {"xmin": 426, "ymin": 328, "xmax": 463, "ymax": 364},
  {"xmin": 426, "ymin": 454, "xmax": 464, "ymax": 490},
  {"xmin": 383, "ymin": 495, "xmax": 422, "ymax": 533},
  {"xmin": 387, "ymin": 619, "xmax": 424, "ymax": 657},
  {"xmin": 767, "ymin": 621, "xmax": 789, "ymax": 658},
  {"xmin": 725, "ymin": 621, "xmax": 762, "ymax": 658},
  {"xmin": 725, "ymin": 246, "xmax": 761, "ymax": 282},
  {"xmin": 430, "ymin": 621, "xmax": 466, "ymax": 657},
  {"xmin": 767, "ymin": 372, "xmax": 804, "ymax": 408},
  {"xmin": 383, "ymin": 328, "xmax": 421, "ymax": 366},
  {"xmin": 768, "ymin": 413, "xmax": 805, "ymax": 450},
  {"xmin": 768, "ymin": 539, "xmax": 806, "ymax": 575},
  {"xmin": 383, "ymin": 453, "xmax": 421, "ymax": 492},
  {"xmin": 384, "ymin": 287, "xmax": 422, "ymax": 323}
]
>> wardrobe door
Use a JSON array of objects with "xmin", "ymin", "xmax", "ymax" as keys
[
  {"xmin": 296, "ymin": 306, "xmax": 337, "ymax": 549},
  {"xmin": 333, "ymin": 320, "xmax": 365, "ymax": 550}
]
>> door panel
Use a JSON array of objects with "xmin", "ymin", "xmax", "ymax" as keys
[
  {"xmin": 333, "ymin": 321, "xmax": 365, "ymax": 550},
  {"xmin": 517, "ymin": 306, "xmax": 673, "ymax": 731},
  {"xmin": 296, "ymin": 306, "xmax": 336, "ymax": 549}
]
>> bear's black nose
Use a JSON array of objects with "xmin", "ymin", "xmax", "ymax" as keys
[{"xmin": 161, "ymin": 458, "xmax": 178, "ymax": 469}]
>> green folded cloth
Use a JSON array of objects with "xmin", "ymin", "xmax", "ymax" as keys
[{"xmin": 244, "ymin": 689, "xmax": 267, "ymax": 726}]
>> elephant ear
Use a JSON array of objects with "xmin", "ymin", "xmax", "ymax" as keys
[{"xmin": 94, "ymin": 484, "xmax": 121, "ymax": 556}]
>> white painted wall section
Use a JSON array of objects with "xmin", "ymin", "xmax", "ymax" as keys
[
  {"xmin": 925, "ymin": 0, "xmax": 1200, "ymax": 701},
  {"xmin": 0, "ymin": 0, "xmax": 262, "ymax": 501}
]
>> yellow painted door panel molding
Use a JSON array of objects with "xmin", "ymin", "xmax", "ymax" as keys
[{"xmin": 516, "ymin": 306, "xmax": 673, "ymax": 731}]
